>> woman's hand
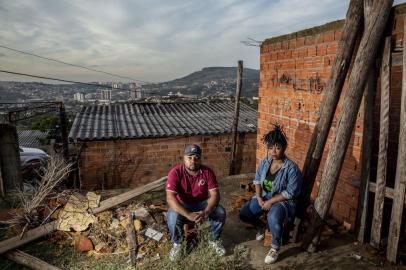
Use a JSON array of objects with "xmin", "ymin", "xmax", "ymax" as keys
[
  {"xmin": 262, "ymin": 200, "xmax": 273, "ymax": 211},
  {"xmin": 256, "ymin": 196, "xmax": 265, "ymax": 207}
]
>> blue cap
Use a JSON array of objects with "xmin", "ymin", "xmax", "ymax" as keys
[{"xmin": 184, "ymin": 144, "xmax": 202, "ymax": 157}]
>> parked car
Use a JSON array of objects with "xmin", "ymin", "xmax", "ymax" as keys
[{"xmin": 19, "ymin": 147, "xmax": 49, "ymax": 181}]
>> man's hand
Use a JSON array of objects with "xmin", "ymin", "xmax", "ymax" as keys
[
  {"xmin": 186, "ymin": 212, "xmax": 199, "ymax": 222},
  {"xmin": 187, "ymin": 211, "xmax": 205, "ymax": 223},
  {"xmin": 262, "ymin": 200, "xmax": 273, "ymax": 211}
]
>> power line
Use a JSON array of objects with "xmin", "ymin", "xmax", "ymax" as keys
[
  {"xmin": 0, "ymin": 44, "xmax": 152, "ymax": 84},
  {"xmin": 0, "ymin": 69, "xmax": 157, "ymax": 93}
]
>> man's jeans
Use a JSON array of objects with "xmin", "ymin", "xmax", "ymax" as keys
[
  {"xmin": 239, "ymin": 197, "xmax": 293, "ymax": 249},
  {"xmin": 167, "ymin": 201, "xmax": 226, "ymax": 244}
]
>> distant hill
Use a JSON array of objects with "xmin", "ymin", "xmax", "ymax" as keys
[
  {"xmin": 0, "ymin": 67, "xmax": 260, "ymax": 103},
  {"xmin": 143, "ymin": 67, "xmax": 259, "ymax": 98}
]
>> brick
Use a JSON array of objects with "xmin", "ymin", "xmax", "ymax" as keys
[
  {"xmin": 79, "ymin": 134, "xmax": 257, "ymax": 189},
  {"xmin": 323, "ymin": 31, "xmax": 335, "ymax": 42}
]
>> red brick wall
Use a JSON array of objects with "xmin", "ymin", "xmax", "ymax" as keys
[
  {"xmin": 78, "ymin": 133, "xmax": 257, "ymax": 189},
  {"xmin": 258, "ymin": 4, "xmax": 406, "ymax": 228}
]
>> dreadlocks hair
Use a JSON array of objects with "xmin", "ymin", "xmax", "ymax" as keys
[{"xmin": 262, "ymin": 123, "xmax": 288, "ymax": 149}]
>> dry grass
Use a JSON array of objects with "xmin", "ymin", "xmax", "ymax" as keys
[
  {"xmin": 0, "ymin": 155, "xmax": 72, "ymax": 230},
  {"xmin": 135, "ymin": 229, "xmax": 250, "ymax": 270}
]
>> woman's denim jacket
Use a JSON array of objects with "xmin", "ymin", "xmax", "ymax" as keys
[{"xmin": 253, "ymin": 156, "xmax": 302, "ymax": 209}]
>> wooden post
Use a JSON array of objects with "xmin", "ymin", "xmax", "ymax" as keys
[
  {"xmin": 386, "ymin": 19, "xmax": 406, "ymax": 263},
  {"xmin": 229, "ymin": 60, "xmax": 243, "ymax": 175},
  {"xmin": 59, "ymin": 103, "xmax": 69, "ymax": 161},
  {"xmin": 296, "ymin": 0, "xmax": 364, "ymax": 217},
  {"xmin": 370, "ymin": 36, "xmax": 391, "ymax": 248},
  {"xmin": 126, "ymin": 212, "xmax": 137, "ymax": 267},
  {"xmin": 0, "ymin": 124, "xmax": 22, "ymax": 192},
  {"xmin": 0, "ymin": 167, "xmax": 4, "ymax": 198},
  {"xmin": 356, "ymin": 0, "xmax": 376, "ymax": 244},
  {"xmin": 5, "ymin": 250, "xmax": 61, "ymax": 270},
  {"xmin": 302, "ymin": 0, "xmax": 393, "ymax": 251}
]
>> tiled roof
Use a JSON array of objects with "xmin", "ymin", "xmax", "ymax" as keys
[
  {"xmin": 18, "ymin": 130, "xmax": 48, "ymax": 147},
  {"xmin": 69, "ymin": 101, "xmax": 257, "ymax": 141}
]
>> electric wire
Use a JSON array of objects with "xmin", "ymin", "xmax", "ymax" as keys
[
  {"xmin": 0, "ymin": 69, "xmax": 157, "ymax": 93},
  {"xmin": 0, "ymin": 44, "xmax": 152, "ymax": 84}
]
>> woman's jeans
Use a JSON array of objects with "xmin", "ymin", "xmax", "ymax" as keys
[
  {"xmin": 239, "ymin": 196, "xmax": 294, "ymax": 250},
  {"xmin": 167, "ymin": 201, "xmax": 226, "ymax": 244}
]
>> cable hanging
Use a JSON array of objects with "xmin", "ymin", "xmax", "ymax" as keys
[
  {"xmin": 0, "ymin": 44, "xmax": 153, "ymax": 84},
  {"xmin": 0, "ymin": 69, "xmax": 157, "ymax": 93}
]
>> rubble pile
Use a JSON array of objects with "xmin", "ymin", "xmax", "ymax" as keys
[{"xmin": 49, "ymin": 192, "xmax": 170, "ymax": 262}]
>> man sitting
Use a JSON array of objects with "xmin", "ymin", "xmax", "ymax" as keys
[{"xmin": 166, "ymin": 144, "xmax": 226, "ymax": 261}]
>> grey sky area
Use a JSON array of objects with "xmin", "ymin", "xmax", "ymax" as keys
[{"xmin": 0, "ymin": 0, "xmax": 404, "ymax": 83}]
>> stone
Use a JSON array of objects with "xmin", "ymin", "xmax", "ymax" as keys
[{"xmin": 74, "ymin": 235, "xmax": 94, "ymax": 252}]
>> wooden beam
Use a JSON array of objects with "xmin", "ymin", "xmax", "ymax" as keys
[
  {"xmin": 370, "ymin": 36, "xmax": 391, "ymax": 248},
  {"xmin": 302, "ymin": 0, "xmax": 394, "ymax": 251},
  {"xmin": 386, "ymin": 18, "xmax": 406, "ymax": 263},
  {"xmin": 229, "ymin": 60, "xmax": 243, "ymax": 175},
  {"xmin": 0, "ymin": 176, "xmax": 167, "ymax": 254},
  {"xmin": 5, "ymin": 249, "xmax": 62, "ymax": 270},
  {"xmin": 296, "ymin": 0, "xmax": 364, "ymax": 217},
  {"xmin": 92, "ymin": 176, "xmax": 167, "ymax": 213},
  {"xmin": 125, "ymin": 212, "xmax": 137, "ymax": 267},
  {"xmin": 368, "ymin": 182, "xmax": 394, "ymax": 199},
  {"xmin": 356, "ymin": 0, "xmax": 376, "ymax": 245}
]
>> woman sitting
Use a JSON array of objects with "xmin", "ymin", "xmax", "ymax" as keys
[{"xmin": 239, "ymin": 124, "xmax": 302, "ymax": 264}]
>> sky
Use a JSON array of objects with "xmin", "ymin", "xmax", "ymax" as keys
[{"xmin": 0, "ymin": 0, "xmax": 404, "ymax": 84}]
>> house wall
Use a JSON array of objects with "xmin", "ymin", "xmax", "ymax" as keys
[
  {"xmin": 258, "ymin": 4, "xmax": 406, "ymax": 228},
  {"xmin": 78, "ymin": 132, "xmax": 257, "ymax": 189}
]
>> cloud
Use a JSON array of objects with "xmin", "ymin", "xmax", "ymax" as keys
[{"xmin": 0, "ymin": 0, "xmax": 404, "ymax": 82}]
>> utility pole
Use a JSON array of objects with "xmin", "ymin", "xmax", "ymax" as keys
[
  {"xmin": 229, "ymin": 60, "xmax": 243, "ymax": 175},
  {"xmin": 59, "ymin": 103, "xmax": 69, "ymax": 161}
]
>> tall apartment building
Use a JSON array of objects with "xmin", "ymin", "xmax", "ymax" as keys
[
  {"xmin": 74, "ymin": 92, "xmax": 85, "ymax": 102},
  {"xmin": 129, "ymin": 83, "xmax": 142, "ymax": 100}
]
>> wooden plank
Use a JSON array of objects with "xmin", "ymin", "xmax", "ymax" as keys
[
  {"xmin": 356, "ymin": 0, "xmax": 377, "ymax": 243},
  {"xmin": 368, "ymin": 182, "xmax": 394, "ymax": 199},
  {"xmin": 386, "ymin": 18, "xmax": 406, "ymax": 263},
  {"xmin": 0, "ymin": 176, "xmax": 167, "ymax": 254},
  {"xmin": 302, "ymin": 0, "xmax": 394, "ymax": 252},
  {"xmin": 296, "ymin": 0, "xmax": 364, "ymax": 217},
  {"xmin": 356, "ymin": 55, "xmax": 377, "ymax": 243},
  {"xmin": 368, "ymin": 183, "xmax": 406, "ymax": 204},
  {"xmin": 5, "ymin": 250, "xmax": 61, "ymax": 270},
  {"xmin": 5, "ymin": 249, "xmax": 62, "ymax": 270},
  {"xmin": 125, "ymin": 212, "xmax": 137, "ymax": 267},
  {"xmin": 91, "ymin": 176, "xmax": 167, "ymax": 213},
  {"xmin": 370, "ymin": 36, "xmax": 391, "ymax": 248}
]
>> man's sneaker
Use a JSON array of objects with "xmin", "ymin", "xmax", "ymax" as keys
[
  {"xmin": 256, "ymin": 228, "xmax": 265, "ymax": 241},
  {"xmin": 264, "ymin": 248, "xmax": 279, "ymax": 264},
  {"xmin": 208, "ymin": 240, "xmax": 226, "ymax": 256},
  {"xmin": 169, "ymin": 243, "xmax": 182, "ymax": 262}
]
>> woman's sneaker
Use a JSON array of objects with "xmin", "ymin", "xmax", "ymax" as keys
[
  {"xmin": 255, "ymin": 228, "xmax": 265, "ymax": 241},
  {"xmin": 169, "ymin": 243, "xmax": 182, "ymax": 262},
  {"xmin": 264, "ymin": 248, "xmax": 279, "ymax": 264}
]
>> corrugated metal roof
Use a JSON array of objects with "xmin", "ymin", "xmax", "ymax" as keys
[
  {"xmin": 69, "ymin": 101, "xmax": 257, "ymax": 141},
  {"xmin": 18, "ymin": 130, "xmax": 48, "ymax": 147}
]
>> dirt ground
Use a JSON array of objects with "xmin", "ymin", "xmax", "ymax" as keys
[
  {"xmin": 218, "ymin": 175, "xmax": 404, "ymax": 270},
  {"xmin": 1, "ymin": 174, "xmax": 405, "ymax": 269}
]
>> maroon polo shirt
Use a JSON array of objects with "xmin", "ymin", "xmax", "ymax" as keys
[{"xmin": 166, "ymin": 164, "xmax": 219, "ymax": 205}]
